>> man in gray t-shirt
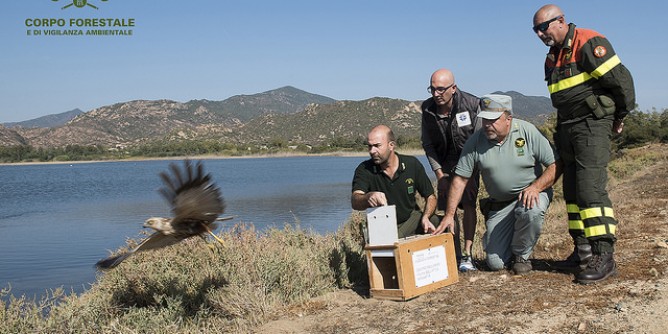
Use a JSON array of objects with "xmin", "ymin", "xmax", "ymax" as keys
[{"xmin": 433, "ymin": 94, "xmax": 559, "ymax": 275}]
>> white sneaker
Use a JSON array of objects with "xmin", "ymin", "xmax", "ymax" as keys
[{"xmin": 459, "ymin": 255, "xmax": 477, "ymax": 272}]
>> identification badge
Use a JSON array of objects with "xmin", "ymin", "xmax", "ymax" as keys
[
  {"xmin": 515, "ymin": 138, "xmax": 526, "ymax": 156},
  {"xmin": 456, "ymin": 112, "xmax": 472, "ymax": 127}
]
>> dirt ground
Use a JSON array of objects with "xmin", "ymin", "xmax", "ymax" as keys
[{"xmin": 257, "ymin": 144, "xmax": 668, "ymax": 334}]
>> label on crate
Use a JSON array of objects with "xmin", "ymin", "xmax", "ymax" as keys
[{"xmin": 412, "ymin": 245, "xmax": 448, "ymax": 287}]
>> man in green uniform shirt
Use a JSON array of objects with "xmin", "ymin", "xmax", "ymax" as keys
[
  {"xmin": 434, "ymin": 95, "xmax": 559, "ymax": 275},
  {"xmin": 532, "ymin": 4, "xmax": 635, "ymax": 283},
  {"xmin": 352, "ymin": 125, "xmax": 440, "ymax": 238}
]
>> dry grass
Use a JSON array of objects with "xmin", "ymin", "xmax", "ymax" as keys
[{"xmin": 0, "ymin": 222, "xmax": 362, "ymax": 333}]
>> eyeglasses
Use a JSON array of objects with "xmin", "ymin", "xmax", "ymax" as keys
[
  {"xmin": 532, "ymin": 16, "xmax": 562, "ymax": 33},
  {"xmin": 427, "ymin": 83, "xmax": 454, "ymax": 95}
]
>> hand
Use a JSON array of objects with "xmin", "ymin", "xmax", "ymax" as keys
[
  {"xmin": 366, "ymin": 192, "xmax": 387, "ymax": 207},
  {"xmin": 437, "ymin": 175, "xmax": 450, "ymax": 195},
  {"xmin": 519, "ymin": 184, "xmax": 540, "ymax": 209},
  {"xmin": 433, "ymin": 215, "xmax": 455, "ymax": 235},
  {"xmin": 422, "ymin": 217, "xmax": 436, "ymax": 234},
  {"xmin": 612, "ymin": 119, "xmax": 624, "ymax": 134}
]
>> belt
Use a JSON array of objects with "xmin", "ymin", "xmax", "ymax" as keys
[
  {"xmin": 480, "ymin": 197, "xmax": 517, "ymax": 212},
  {"xmin": 487, "ymin": 199, "xmax": 516, "ymax": 211},
  {"xmin": 559, "ymin": 100, "xmax": 591, "ymax": 122}
]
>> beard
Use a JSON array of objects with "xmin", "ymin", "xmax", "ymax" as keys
[{"xmin": 484, "ymin": 130, "xmax": 498, "ymax": 141}]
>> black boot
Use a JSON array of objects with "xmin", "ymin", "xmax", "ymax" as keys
[
  {"xmin": 553, "ymin": 243, "xmax": 592, "ymax": 271},
  {"xmin": 576, "ymin": 253, "xmax": 617, "ymax": 284}
]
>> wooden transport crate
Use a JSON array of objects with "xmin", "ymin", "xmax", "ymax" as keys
[{"xmin": 364, "ymin": 233, "xmax": 458, "ymax": 301}]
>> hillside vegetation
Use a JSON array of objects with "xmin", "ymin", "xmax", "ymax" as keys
[{"xmin": 0, "ymin": 87, "xmax": 561, "ymax": 162}]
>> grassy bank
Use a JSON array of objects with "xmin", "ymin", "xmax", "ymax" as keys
[{"xmin": 0, "ymin": 217, "xmax": 369, "ymax": 333}]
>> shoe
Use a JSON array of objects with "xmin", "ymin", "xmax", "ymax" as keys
[
  {"xmin": 459, "ymin": 255, "xmax": 477, "ymax": 272},
  {"xmin": 553, "ymin": 243, "xmax": 592, "ymax": 271},
  {"xmin": 512, "ymin": 255, "xmax": 532, "ymax": 275},
  {"xmin": 577, "ymin": 253, "xmax": 617, "ymax": 284}
]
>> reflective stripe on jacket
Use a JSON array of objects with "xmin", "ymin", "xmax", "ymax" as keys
[{"xmin": 544, "ymin": 23, "xmax": 635, "ymax": 122}]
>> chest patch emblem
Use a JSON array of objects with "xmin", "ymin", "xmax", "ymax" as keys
[
  {"xmin": 406, "ymin": 178, "xmax": 414, "ymax": 194},
  {"xmin": 593, "ymin": 45, "xmax": 607, "ymax": 58},
  {"xmin": 515, "ymin": 138, "xmax": 526, "ymax": 157},
  {"xmin": 456, "ymin": 111, "xmax": 472, "ymax": 127}
]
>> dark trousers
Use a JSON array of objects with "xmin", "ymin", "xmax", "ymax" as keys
[{"xmin": 555, "ymin": 115, "xmax": 617, "ymax": 254}]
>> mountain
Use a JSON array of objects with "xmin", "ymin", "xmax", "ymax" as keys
[
  {"xmin": 2, "ymin": 88, "xmax": 555, "ymax": 148},
  {"xmin": 14, "ymin": 86, "xmax": 337, "ymax": 147},
  {"xmin": 0, "ymin": 125, "xmax": 28, "ymax": 146},
  {"xmin": 493, "ymin": 91, "xmax": 555, "ymax": 124},
  {"xmin": 3, "ymin": 108, "xmax": 84, "ymax": 129},
  {"xmin": 229, "ymin": 92, "xmax": 556, "ymax": 146},
  {"xmin": 211, "ymin": 85, "xmax": 337, "ymax": 121},
  {"xmin": 235, "ymin": 98, "xmax": 423, "ymax": 145}
]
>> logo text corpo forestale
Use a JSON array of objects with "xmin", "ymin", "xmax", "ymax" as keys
[{"xmin": 25, "ymin": 17, "xmax": 135, "ymax": 36}]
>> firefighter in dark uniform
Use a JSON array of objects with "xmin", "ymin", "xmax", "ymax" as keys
[{"xmin": 532, "ymin": 4, "xmax": 635, "ymax": 284}]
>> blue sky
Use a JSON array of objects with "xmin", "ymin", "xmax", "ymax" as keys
[{"xmin": 1, "ymin": 1, "xmax": 665, "ymax": 123}]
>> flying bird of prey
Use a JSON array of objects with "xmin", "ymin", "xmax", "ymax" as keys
[{"xmin": 96, "ymin": 160, "xmax": 226, "ymax": 269}]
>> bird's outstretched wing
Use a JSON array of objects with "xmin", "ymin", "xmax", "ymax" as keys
[
  {"xmin": 96, "ymin": 160, "xmax": 226, "ymax": 270},
  {"xmin": 95, "ymin": 233, "xmax": 183, "ymax": 269},
  {"xmin": 159, "ymin": 160, "xmax": 225, "ymax": 226}
]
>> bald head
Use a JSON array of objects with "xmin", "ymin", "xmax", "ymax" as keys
[
  {"xmin": 430, "ymin": 69, "xmax": 455, "ymax": 86},
  {"xmin": 429, "ymin": 68, "xmax": 457, "ymax": 109},
  {"xmin": 533, "ymin": 4, "xmax": 567, "ymax": 47},
  {"xmin": 533, "ymin": 4, "xmax": 563, "ymax": 23},
  {"xmin": 367, "ymin": 125, "xmax": 396, "ymax": 167},
  {"xmin": 369, "ymin": 124, "xmax": 395, "ymax": 143}
]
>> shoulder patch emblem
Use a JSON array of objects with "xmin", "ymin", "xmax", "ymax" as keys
[
  {"xmin": 515, "ymin": 138, "xmax": 526, "ymax": 148},
  {"xmin": 593, "ymin": 45, "xmax": 607, "ymax": 58}
]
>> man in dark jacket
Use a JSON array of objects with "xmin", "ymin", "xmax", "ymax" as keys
[
  {"xmin": 532, "ymin": 4, "xmax": 635, "ymax": 284},
  {"xmin": 421, "ymin": 68, "xmax": 482, "ymax": 272}
]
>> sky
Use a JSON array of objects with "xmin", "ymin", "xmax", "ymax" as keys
[{"xmin": 1, "ymin": 0, "xmax": 665, "ymax": 123}]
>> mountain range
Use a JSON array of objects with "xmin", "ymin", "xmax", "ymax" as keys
[{"xmin": 0, "ymin": 86, "xmax": 555, "ymax": 148}]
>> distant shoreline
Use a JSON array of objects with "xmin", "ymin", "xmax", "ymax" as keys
[{"xmin": 0, "ymin": 149, "xmax": 426, "ymax": 166}]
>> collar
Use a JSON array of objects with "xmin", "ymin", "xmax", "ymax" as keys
[
  {"xmin": 553, "ymin": 23, "xmax": 577, "ymax": 53},
  {"xmin": 372, "ymin": 153, "xmax": 406, "ymax": 174}
]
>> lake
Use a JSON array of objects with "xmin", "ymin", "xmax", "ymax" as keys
[{"xmin": 0, "ymin": 154, "xmax": 432, "ymax": 299}]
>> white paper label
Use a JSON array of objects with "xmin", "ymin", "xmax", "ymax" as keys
[{"xmin": 412, "ymin": 245, "xmax": 448, "ymax": 288}]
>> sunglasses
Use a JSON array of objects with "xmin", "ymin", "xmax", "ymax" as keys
[{"xmin": 532, "ymin": 16, "xmax": 562, "ymax": 33}]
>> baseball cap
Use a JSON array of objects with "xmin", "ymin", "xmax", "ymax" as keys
[{"xmin": 479, "ymin": 94, "xmax": 512, "ymax": 120}]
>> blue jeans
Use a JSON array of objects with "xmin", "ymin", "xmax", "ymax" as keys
[{"xmin": 483, "ymin": 190, "xmax": 552, "ymax": 271}]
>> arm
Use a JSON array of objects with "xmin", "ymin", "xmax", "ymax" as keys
[
  {"xmin": 583, "ymin": 36, "xmax": 636, "ymax": 122},
  {"xmin": 433, "ymin": 175, "xmax": 468, "ymax": 235},
  {"xmin": 351, "ymin": 190, "xmax": 387, "ymax": 210},
  {"xmin": 420, "ymin": 194, "xmax": 438, "ymax": 233},
  {"xmin": 519, "ymin": 162, "xmax": 557, "ymax": 209},
  {"xmin": 519, "ymin": 124, "xmax": 561, "ymax": 209},
  {"xmin": 421, "ymin": 106, "xmax": 444, "ymax": 173}
]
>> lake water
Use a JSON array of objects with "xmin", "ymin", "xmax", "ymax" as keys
[{"xmin": 0, "ymin": 155, "xmax": 432, "ymax": 299}]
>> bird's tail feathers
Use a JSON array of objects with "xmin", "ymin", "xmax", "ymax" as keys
[{"xmin": 95, "ymin": 252, "xmax": 132, "ymax": 270}]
